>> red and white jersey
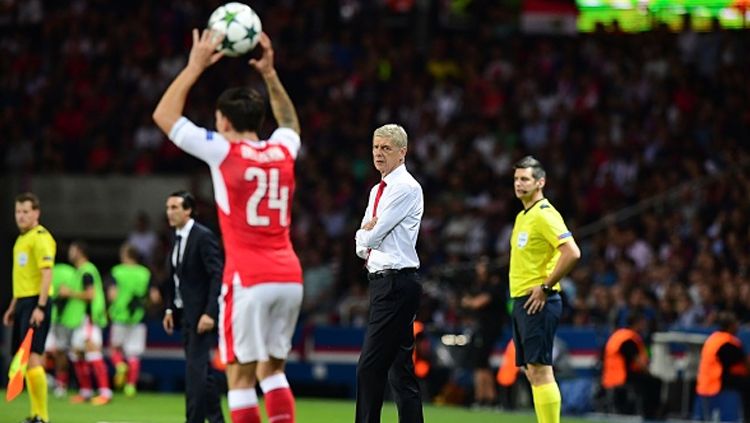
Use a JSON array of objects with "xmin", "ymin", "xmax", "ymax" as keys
[{"xmin": 169, "ymin": 117, "xmax": 302, "ymax": 287}]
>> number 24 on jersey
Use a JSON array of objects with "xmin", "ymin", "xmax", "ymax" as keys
[{"xmin": 245, "ymin": 167, "xmax": 289, "ymax": 227}]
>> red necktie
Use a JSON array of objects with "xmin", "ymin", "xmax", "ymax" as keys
[
  {"xmin": 366, "ymin": 180, "xmax": 387, "ymax": 267},
  {"xmin": 372, "ymin": 180, "xmax": 387, "ymax": 217}
]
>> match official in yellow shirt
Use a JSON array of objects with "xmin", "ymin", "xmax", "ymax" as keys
[
  {"xmin": 509, "ymin": 156, "xmax": 580, "ymax": 423},
  {"xmin": 3, "ymin": 192, "xmax": 56, "ymax": 423}
]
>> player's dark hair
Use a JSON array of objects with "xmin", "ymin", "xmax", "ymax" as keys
[
  {"xmin": 121, "ymin": 242, "xmax": 140, "ymax": 262},
  {"xmin": 626, "ymin": 311, "xmax": 646, "ymax": 328},
  {"xmin": 71, "ymin": 240, "xmax": 89, "ymax": 258},
  {"xmin": 15, "ymin": 192, "xmax": 40, "ymax": 209},
  {"xmin": 216, "ymin": 87, "xmax": 265, "ymax": 133},
  {"xmin": 716, "ymin": 311, "xmax": 738, "ymax": 332},
  {"xmin": 169, "ymin": 190, "xmax": 196, "ymax": 218},
  {"xmin": 513, "ymin": 155, "xmax": 546, "ymax": 180}
]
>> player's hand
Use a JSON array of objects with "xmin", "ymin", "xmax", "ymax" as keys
[
  {"xmin": 149, "ymin": 286, "xmax": 162, "ymax": 305},
  {"xmin": 523, "ymin": 286, "xmax": 547, "ymax": 315},
  {"xmin": 29, "ymin": 308, "xmax": 45, "ymax": 326},
  {"xmin": 197, "ymin": 314, "xmax": 215, "ymax": 334},
  {"xmin": 163, "ymin": 313, "xmax": 174, "ymax": 335},
  {"xmin": 58, "ymin": 285, "xmax": 72, "ymax": 298},
  {"xmin": 3, "ymin": 307, "xmax": 14, "ymax": 326},
  {"xmin": 361, "ymin": 217, "xmax": 378, "ymax": 231},
  {"xmin": 187, "ymin": 28, "xmax": 225, "ymax": 72},
  {"xmin": 249, "ymin": 32, "xmax": 275, "ymax": 77}
]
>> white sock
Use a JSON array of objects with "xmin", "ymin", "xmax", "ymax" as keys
[
  {"xmin": 259, "ymin": 373, "xmax": 290, "ymax": 393},
  {"xmin": 228, "ymin": 388, "xmax": 258, "ymax": 410}
]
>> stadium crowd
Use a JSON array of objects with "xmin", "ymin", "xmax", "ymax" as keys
[{"xmin": 2, "ymin": 0, "xmax": 750, "ymax": 338}]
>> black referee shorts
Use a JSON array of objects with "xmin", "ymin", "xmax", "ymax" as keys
[
  {"xmin": 511, "ymin": 293, "xmax": 562, "ymax": 367},
  {"xmin": 12, "ymin": 296, "xmax": 51, "ymax": 355}
]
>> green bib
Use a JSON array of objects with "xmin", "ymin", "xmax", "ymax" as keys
[{"xmin": 108, "ymin": 264, "xmax": 151, "ymax": 324}]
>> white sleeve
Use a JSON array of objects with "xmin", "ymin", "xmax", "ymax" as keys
[
  {"xmin": 169, "ymin": 117, "xmax": 230, "ymax": 166},
  {"xmin": 355, "ymin": 183, "xmax": 419, "ymax": 249},
  {"xmin": 269, "ymin": 127, "xmax": 301, "ymax": 159}
]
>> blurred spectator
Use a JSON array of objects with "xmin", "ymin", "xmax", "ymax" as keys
[
  {"xmin": 460, "ymin": 257, "xmax": 507, "ymax": 407},
  {"xmin": 126, "ymin": 212, "xmax": 158, "ymax": 267}
]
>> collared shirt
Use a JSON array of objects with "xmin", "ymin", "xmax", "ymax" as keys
[
  {"xmin": 171, "ymin": 218, "xmax": 195, "ymax": 308},
  {"xmin": 509, "ymin": 198, "xmax": 573, "ymax": 298},
  {"xmin": 355, "ymin": 164, "xmax": 423, "ymax": 273},
  {"xmin": 13, "ymin": 224, "xmax": 56, "ymax": 298}
]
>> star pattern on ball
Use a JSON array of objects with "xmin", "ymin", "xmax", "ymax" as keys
[
  {"xmin": 222, "ymin": 36, "xmax": 234, "ymax": 52},
  {"xmin": 246, "ymin": 25, "xmax": 258, "ymax": 41},
  {"xmin": 222, "ymin": 11, "xmax": 237, "ymax": 24}
]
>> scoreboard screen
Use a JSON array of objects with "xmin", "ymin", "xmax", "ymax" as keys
[{"xmin": 576, "ymin": 0, "xmax": 750, "ymax": 31}]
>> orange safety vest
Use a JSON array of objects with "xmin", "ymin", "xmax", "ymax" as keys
[
  {"xmin": 413, "ymin": 321, "xmax": 430, "ymax": 378},
  {"xmin": 696, "ymin": 331, "xmax": 749, "ymax": 396},
  {"xmin": 601, "ymin": 328, "xmax": 648, "ymax": 389},
  {"xmin": 496, "ymin": 339, "xmax": 519, "ymax": 386}
]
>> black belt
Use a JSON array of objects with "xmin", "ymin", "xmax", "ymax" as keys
[{"xmin": 367, "ymin": 267, "xmax": 417, "ymax": 281}]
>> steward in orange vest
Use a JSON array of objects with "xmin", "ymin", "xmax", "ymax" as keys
[
  {"xmin": 695, "ymin": 312, "xmax": 750, "ymax": 419},
  {"xmin": 413, "ymin": 321, "xmax": 430, "ymax": 379},
  {"xmin": 600, "ymin": 313, "xmax": 662, "ymax": 419},
  {"xmin": 497, "ymin": 339, "xmax": 519, "ymax": 387},
  {"xmin": 602, "ymin": 328, "xmax": 648, "ymax": 389}
]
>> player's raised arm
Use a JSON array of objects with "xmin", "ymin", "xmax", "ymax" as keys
[
  {"xmin": 250, "ymin": 32, "xmax": 300, "ymax": 135},
  {"xmin": 153, "ymin": 29, "xmax": 224, "ymax": 134}
]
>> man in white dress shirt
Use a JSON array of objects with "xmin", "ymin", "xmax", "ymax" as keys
[{"xmin": 354, "ymin": 124, "xmax": 424, "ymax": 423}]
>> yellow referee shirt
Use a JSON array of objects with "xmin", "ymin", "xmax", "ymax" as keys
[
  {"xmin": 509, "ymin": 198, "xmax": 572, "ymax": 298},
  {"xmin": 13, "ymin": 224, "xmax": 56, "ymax": 298}
]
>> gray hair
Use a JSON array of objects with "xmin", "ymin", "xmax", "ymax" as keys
[
  {"xmin": 513, "ymin": 155, "xmax": 546, "ymax": 180},
  {"xmin": 373, "ymin": 124, "xmax": 408, "ymax": 148}
]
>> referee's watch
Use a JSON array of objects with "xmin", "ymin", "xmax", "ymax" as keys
[
  {"xmin": 35, "ymin": 303, "xmax": 47, "ymax": 311},
  {"xmin": 540, "ymin": 284, "xmax": 555, "ymax": 296}
]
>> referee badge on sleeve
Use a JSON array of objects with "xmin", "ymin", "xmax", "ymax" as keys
[{"xmin": 517, "ymin": 232, "xmax": 529, "ymax": 248}]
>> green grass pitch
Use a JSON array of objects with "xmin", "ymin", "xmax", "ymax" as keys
[{"xmin": 4, "ymin": 392, "xmax": 601, "ymax": 423}]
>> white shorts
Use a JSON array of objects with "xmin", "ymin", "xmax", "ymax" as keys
[
  {"xmin": 45, "ymin": 324, "xmax": 73, "ymax": 352},
  {"xmin": 71, "ymin": 319, "xmax": 103, "ymax": 351},
  {"xmin": 109, "ymin": 323, "xmax": 147, "ymax": 357},
  {"xmin": 219, "ymin": 275, "xmax": 303, "ymax": 364}
]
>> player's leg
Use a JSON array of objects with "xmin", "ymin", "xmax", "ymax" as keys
[
  {"xmin": 220, "ymin": 278, "xmax": 263, "ymax": 423},
  {"xmin": 122, "ymin": 323, "xmax": 147, "ymax": 397},
  {"xmin": 86, "ymin": 325, "xmax": 112, "ymax": 405},
  {"xmin": 516, "ymin": 294, "xmax": 563, "ymax": 423},
  {"xmin": 256, "ymin": 283, "xmax": 303, "ymax": 423},
  {"xmin": 226, "ymin": 362, "xmax": 259, "ymax": 423},
  {"xmin": 109, "ymin": 323, "xmax": 128, "ymax": 390},
  {"xmin": 53, "ymin": 326, "xmax": 72, "ymax": 397},
  {"xmin": 69, "ymin": 325, "xmax": 93, "ymax": 403}
]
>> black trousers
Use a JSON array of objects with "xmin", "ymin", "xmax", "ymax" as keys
[
  {"xmin": 724, "ymin": 375, "xmax": 750, "ymax": 420},
  {"xmin": 627, "ymin": 372, "xmax": 662, "ymax": 419},
  {"xmin": 355, "ymin": 270, "xmax": 423, "ymax": 423},
  {"xmin": 178, "ymin": 310, "xmax": 224, "ymax": 423}
]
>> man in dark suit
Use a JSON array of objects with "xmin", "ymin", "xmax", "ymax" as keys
[{"xmin": 162, "ymin": 190, "xmax": 224, "ymax": 423}]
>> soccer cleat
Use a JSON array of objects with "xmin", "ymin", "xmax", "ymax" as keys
[
  {"xmin": 90, "ymin": 394, "xmax": 112, "ymax": 406},
  {"xmin": 69, "ymin": 394, "xmax": 89, "ymax": 404},
  {"xmin": 114, "ymin": 362, "xmax": 128, "ymax": 389},
  {"xmin": 21, "ymin": 416, "xmax": 48, "ymax": 423},
  {"xmin": 124, "ymin": 383, "xmax": 137, "ymax": 397}
]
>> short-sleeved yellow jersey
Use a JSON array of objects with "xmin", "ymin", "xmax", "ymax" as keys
[
  {"xmin": 509, "ymin": 198, "xmax": 572, "ymax": 298},
  {"xmin": 13, "ymin": 224, "xmax": 56, "ymax": 298}
]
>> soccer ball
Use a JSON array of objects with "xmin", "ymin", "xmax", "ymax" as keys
[{"xmin": 207, "ymin": 2, "xmax": 262, "ymax": 57}]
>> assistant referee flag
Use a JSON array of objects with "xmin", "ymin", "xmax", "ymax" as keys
[{"xmin": 6, "ymin": 327, "xmax": 33, "ymax": 401}]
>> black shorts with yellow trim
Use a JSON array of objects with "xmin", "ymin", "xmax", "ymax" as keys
[
  {"xmin": 12, "ymin": 296, "xmax": 52, "ymax": 355},
  {"xmin": 511, "ymin": 292, "xmax": 562, "ymax": 367}
]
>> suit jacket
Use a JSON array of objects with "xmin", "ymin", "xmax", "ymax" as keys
[{"xmin": 165, "ymin": 221, "xmax": 223, "ymax": 328}]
